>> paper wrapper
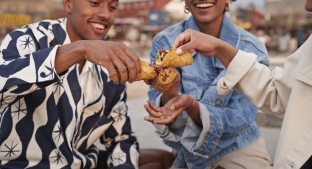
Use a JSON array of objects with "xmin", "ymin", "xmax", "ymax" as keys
[
  {"xmin": 154, "ymin": 68, "xmax": 177, "ymax": 92},
  {"xmin": 154, "ymin": 47, "xmax": 193, "ymax": 68},
  {"xmin": 134, "ymin": 60, "xmax": 157, "ymax": 81}
]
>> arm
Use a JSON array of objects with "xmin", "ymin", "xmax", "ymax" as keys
[
  {"xmin": 173, "ymin": 29, "xmax": 294, "ymax": 116},
  {"xmin": 0, "ymin": 25, "xmax": 141, "ymax": 109}
]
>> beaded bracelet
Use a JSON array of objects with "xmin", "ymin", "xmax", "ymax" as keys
[{"xmin": 186, "ymin": 96, "xmax": 196, "ymax": 112}]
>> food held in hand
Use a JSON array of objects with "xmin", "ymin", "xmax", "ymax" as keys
[
  {"xmin": 153, "ymin": 47, "xmax": 193, "ymax": 68},
  {"xmin": 134, "ymin": 60, "xmax": 157, "ymax": 81},
  {"xmin": 154, "ymin": 68, "xmax": 177, "ymax": 92}
]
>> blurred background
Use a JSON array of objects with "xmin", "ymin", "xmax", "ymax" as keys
[
  {"xmin": 0, "ymin": 0, "xmax": 311, "ymax": 56},
  {"xmin": 0, "ymin": 0, "xmax": 310, "ymax": 164}
]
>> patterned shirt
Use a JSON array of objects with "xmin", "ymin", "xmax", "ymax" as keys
[{"xmin": 0, "ymin": 18, "xmax": 139, "ymax": 169}]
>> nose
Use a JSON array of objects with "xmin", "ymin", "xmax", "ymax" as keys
[{"xmin": 97, "ymin": 6, "xmax": 110, "ymax": 19}]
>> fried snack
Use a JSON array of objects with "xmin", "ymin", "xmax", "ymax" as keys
[
  {"xmin": 109, "ymin": 59, "xmax": 156, "ymax": 81},
  {"xmin": 154, "ymin": 68, "xmax": 177, "ymax": 92},
  {"xmin": 153, "ymin": 47, "xmax": 193, "ymax": 68},
  {"xmin": 134, "ymin": 60, "xmax": 157, "ymax": 81}
]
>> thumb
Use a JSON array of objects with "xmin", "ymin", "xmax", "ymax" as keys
[{"xmin": 169, "ymin": 99, "xmax": 186, "ymax": 111}]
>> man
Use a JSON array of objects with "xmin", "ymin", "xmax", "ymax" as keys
[
  {"xmin": 169, "ymin": 0, "xmax": 312, "ymax": 168},
  {"xmin": 0, "ymin": 0, "xmax": 174, "ymax": 168}
]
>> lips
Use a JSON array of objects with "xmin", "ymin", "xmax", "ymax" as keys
[
  {"xmin": 196, "ymin": 3, "xmax": 214, "ymax": 8},
  {"xmin": 91, "ymin": 22, "xmax": 105, "ymax": 30},
  {"xmin": 90, "ymin": 22, "xmax": 108, "ymax": 35}
]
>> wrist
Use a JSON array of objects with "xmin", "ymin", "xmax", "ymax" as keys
[
  {"xmin": 214, "ymin": 40, "xmax": 238, "ymax": 68},
  {"xmin": 185, "ymin": 96, "xmax": 196, "ymax": 112}
]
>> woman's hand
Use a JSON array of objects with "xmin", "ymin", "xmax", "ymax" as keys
[
  {"xmin": 143, "ymin": 94, "xmax": 192, "ymax": 124},
  {"xmin": 172, "ymin": 29, "xmax": 239, "ymax": 68}
]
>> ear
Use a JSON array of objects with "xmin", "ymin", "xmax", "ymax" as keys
[{"xmin": 63, "ymin": 0, "xmax": 72, "ymax": 13}]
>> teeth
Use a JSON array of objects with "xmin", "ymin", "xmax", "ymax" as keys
[
  {"xmin": 91, "ymin": 23, "xmax": 105, "ymax": 29},
  {"xmin": 196, "ymin": 3, "xmax": 214, "ymax": 8}
]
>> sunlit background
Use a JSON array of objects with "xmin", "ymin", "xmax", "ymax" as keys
[{"xmin": 0, "ymin": 0, "xmax": 311, "ymax": 56}]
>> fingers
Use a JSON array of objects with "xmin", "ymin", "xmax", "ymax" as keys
[
  {"xmin": 172, "ymin": 31, "xmax": 189, "ymax": 49},
  {"xmin": 144, "ymin": 101, "xmax": 163, "ymax": 118},
  {"xmin": 110, "ymin": 56, "xmax": 129, "ymax": 84},
  {"xmin": 168, "ymin": 95, "xmax": 189, "ymax": 111},
  {"xmin": 101, "ymin": 43, "xmax": 141, "ymax": 84},
  {"xmin": 143, "ymin": 116, "xmax": 173, "ymax": 125},
  {"xmin": 123, "ymin": 47, "xmax": 141, "ymax": 79},
  {"xmin": 105, "ymin": 61, "xmax": 120, "ymax": 84},
  {"xmin": 172, "ymin": 29, "xmax": 196, "ymax": 55}
]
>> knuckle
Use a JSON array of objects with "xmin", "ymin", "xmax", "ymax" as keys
[
  {"xmin": 109, "ymin": 71, "xmax": 118, "ymax": 77},
  {"xmin": 118, "ymin": 66, "xmax": 127, "ymax": 73},
  {"xmin": 127, "ymin": 62, "xmax": 136, "ymax": 69}
]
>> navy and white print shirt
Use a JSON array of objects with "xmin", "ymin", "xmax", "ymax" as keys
[{"xmin": 0, "ymin": 18, "xmax": 139, "ymax": 169}]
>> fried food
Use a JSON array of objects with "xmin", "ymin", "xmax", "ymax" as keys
[
  {"xmin": 154, "ymin": 68, "xmax": 177, "ymax": 92},
  {"xmin": 153, "ymin": 47, "xmax": 193, "ymax": 68},
  {"xmin": 109, "ymin": 59, "xmax": 156, "ymax": 81},
  {"xmin": 134, "ymin": 60, "xmax": 157, "ymax": 81}
]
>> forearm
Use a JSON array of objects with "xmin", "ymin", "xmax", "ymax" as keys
[
  {"xmin": 160, "ymin": 83, "xmax": 179, "ymax": 106},
  {"xmin": 186, "ymin": 98, "xmax": 201, "ymax": 126},
  {"xmin": 55, "ymin": 41, "xmax": 85, "ymax": 74},
  {"xmin": 214, "ymin": 40, "xmax": 238, "ymax": 68}
]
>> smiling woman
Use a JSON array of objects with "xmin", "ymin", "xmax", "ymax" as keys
[{"xmin": 144, "ymin": 0, "xmax": 272, "ymax": 169}]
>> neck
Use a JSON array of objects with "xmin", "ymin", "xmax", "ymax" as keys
[{"xmin": 196, "ymin": 15, "xmax": 223, "ymax": 38}]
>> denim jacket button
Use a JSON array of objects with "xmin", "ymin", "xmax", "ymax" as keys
[{"xmin": 215, "ymin": 98, "xmax": 221, "ymax": 106}]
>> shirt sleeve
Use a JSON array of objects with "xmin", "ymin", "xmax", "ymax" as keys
[
  {"xmin": 0, "ymin": 26, "xmax": 62, "ymax": 109},
  {"xmin": 217, "ymin": 49, "xmax": 299, "ymax": 117}
]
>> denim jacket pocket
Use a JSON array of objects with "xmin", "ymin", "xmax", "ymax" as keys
[
  {"xmin": 181, "ymin": 73, "xmax": 208, "ymax": 101},
  {"xmin": 202, "ymin": 84, "xmax": 233, "ymax": 108}
]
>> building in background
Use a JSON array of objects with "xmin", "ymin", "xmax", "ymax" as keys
[
  {"xmin": 0, "ymin": 0, "xmax": 64, "ymax": 42},
  {"xmin": 265, "ymin": 0, "xmax": 311, "ymax": 27}
]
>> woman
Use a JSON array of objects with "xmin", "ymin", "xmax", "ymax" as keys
[
  {"xmin": 143, "ymin": 0, "xmax": 272, "ymax": 169},
  {"xmin": 168, "ymin": 1, "xmax": 312, "ymax": 169}
]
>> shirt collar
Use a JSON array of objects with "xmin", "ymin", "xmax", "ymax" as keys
[{"xmin": 80, "ymin": 60, "xmax": 94, "ymax": 75}]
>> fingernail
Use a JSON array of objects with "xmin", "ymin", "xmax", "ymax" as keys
[
  {"xmin": 176, "ymin": 48, "xmax": 182, "ymax": 55},
  {"xmin": 137, "ymin": 73, "xmax": 141, "ymax": 77}
]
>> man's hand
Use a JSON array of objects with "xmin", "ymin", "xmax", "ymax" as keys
[{"xmin": 82, "ymin": 40, "xmax": 141, "ymax": 84}]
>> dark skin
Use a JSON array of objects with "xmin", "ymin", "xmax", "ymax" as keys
[
  {"xmin": 144, "ymin": 1, "xmax": 234, "ymax": 168},
  {"xmin": 55, "ymin": 0, "xmax": 141, "ymax": 84},
  {"xmin": 171, "ymin": 1, "xmax": 312, "ymax": 169},
  {"xmin": 144, "ymin": 0, "xmax": 232, "ymax": 127}
]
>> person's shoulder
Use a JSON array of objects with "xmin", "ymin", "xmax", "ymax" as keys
[
  {"xmin": 21, "ymin": 18, "xmax": 65, "ymax": 31},
  {"xmin": 153, "ymin": 21, "xmax": 186, "ymax": 41}
]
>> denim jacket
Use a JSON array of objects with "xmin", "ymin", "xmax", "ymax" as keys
[{"xmin": 148, "ymin": 15, "xmax": 269, "ymax": 169}]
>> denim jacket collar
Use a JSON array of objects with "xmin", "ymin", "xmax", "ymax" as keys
[{"xmin": 185, "ymin": 14, "xmax": 240, "ymax": 69}]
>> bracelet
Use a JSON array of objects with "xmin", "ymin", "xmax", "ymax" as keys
[{"xmin": 186, "ymin": 96, "xmax": 196, "ymax": 112}]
